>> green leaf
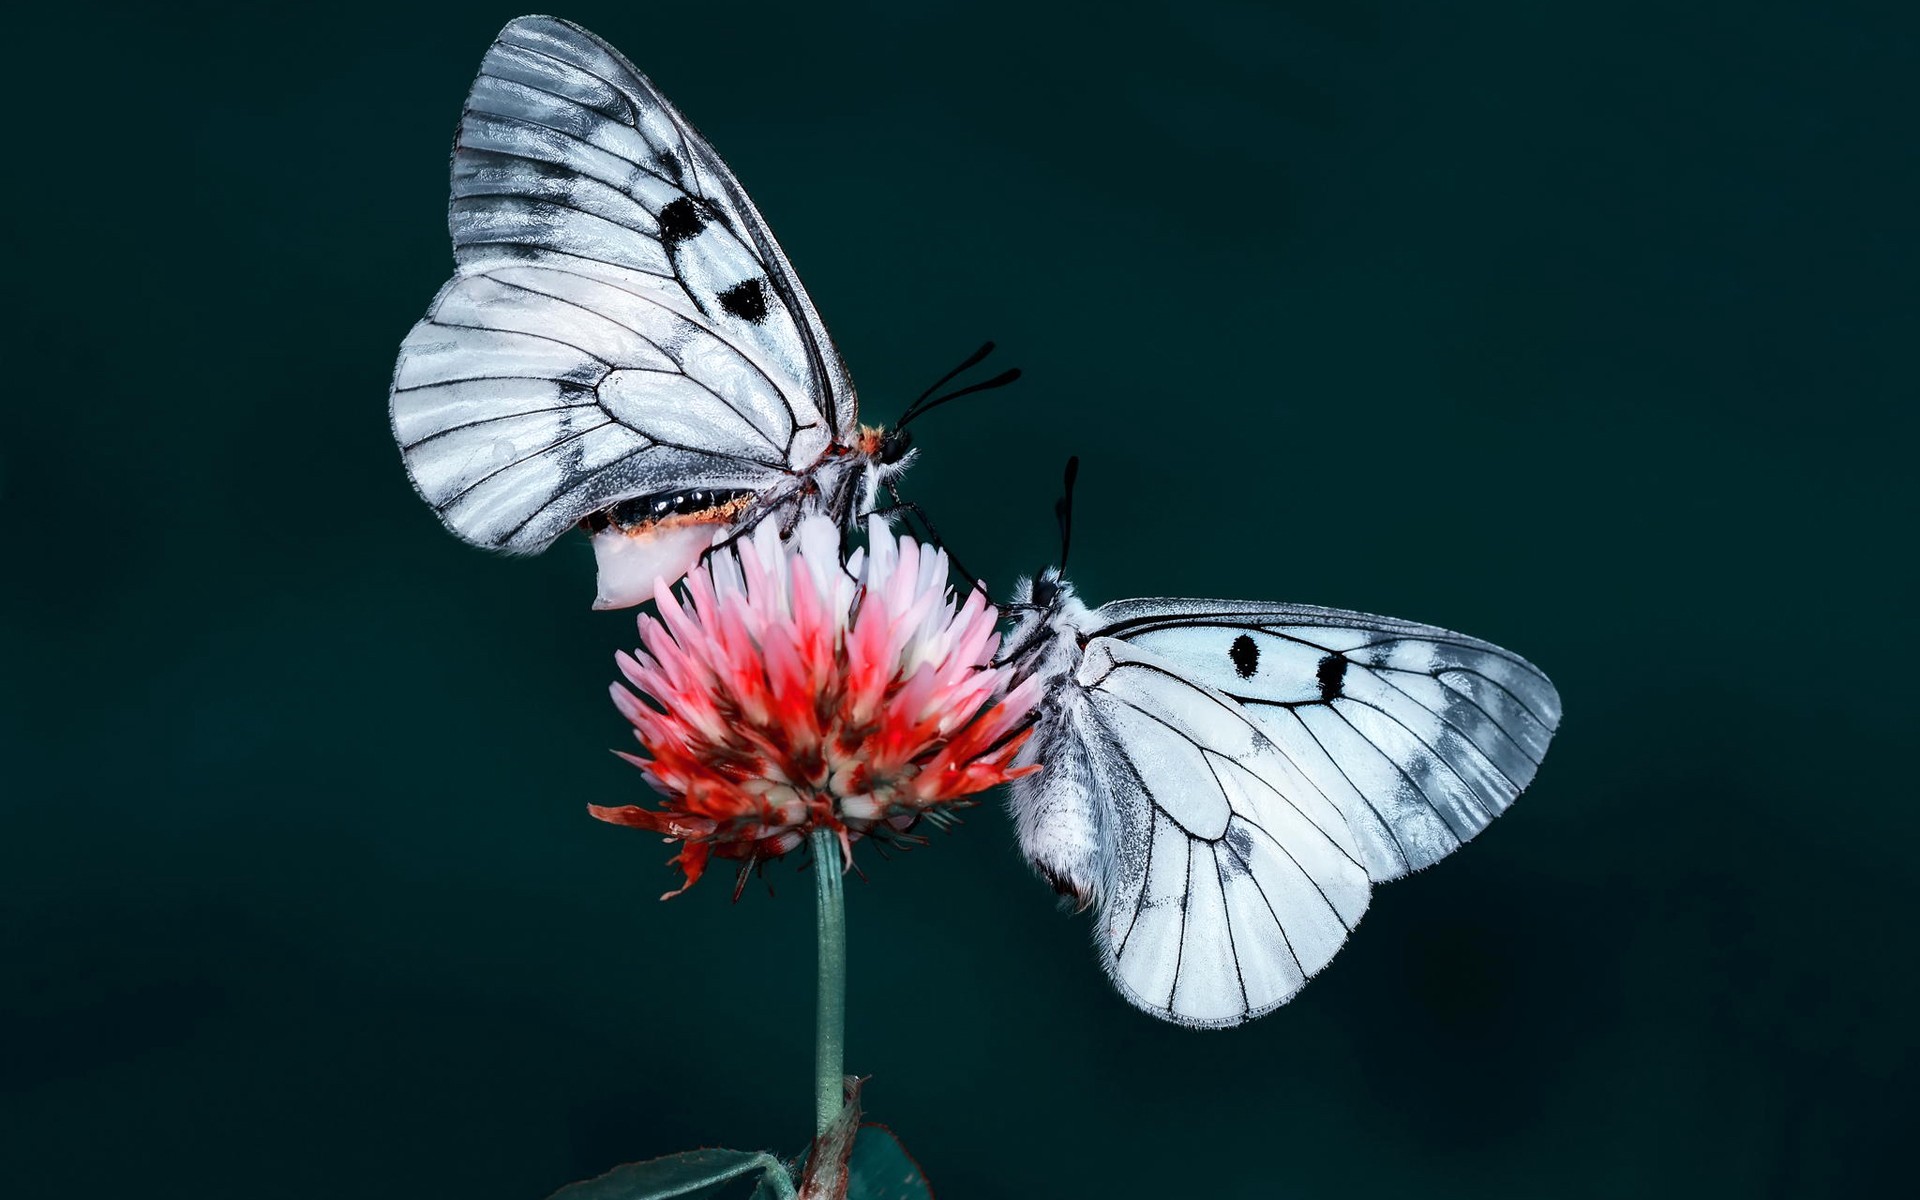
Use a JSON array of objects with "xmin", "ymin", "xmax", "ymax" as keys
[
  {"xmin": 747, "ymin": 1165, "xmax": 801, "ymax": 1200},
  {"xmin": 845, "ymin": 1125, "xmax": 932, "ymax": 1200},
  {"xmin": 546, "ymin": 1148, "xmax": 793, "ymax": 1200}
]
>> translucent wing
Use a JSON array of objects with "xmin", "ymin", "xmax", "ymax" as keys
[
  {"xmin": 1091, "ymin": 599, "xmax": 1563, "ymax": 883},
  {"xmin": 1066, "ymin": 637, "xmax": 1375, "ymax": 1027},
  {"xmin": 391, "ymin": 16, "xmax": 852, "ymax": 552}
]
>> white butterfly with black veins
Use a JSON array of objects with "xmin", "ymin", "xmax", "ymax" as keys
[
  {"xmin": 390, "ymin": 17, "xmax": 997, "ymax": 607},
  {"xmin": 1004, "ymin": 464, "xmax": 1561, "ymax": 1028}
]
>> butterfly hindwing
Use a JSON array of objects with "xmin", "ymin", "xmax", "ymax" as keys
[
  {"xmin": 1069, "ymin": 637, "xmax": 1374, "ymax": 1027},
  {"xmin": 1091, "ymin": 600, "xmax": 1564, "ymax": 883},
  {"xmin": 391, "ymin": 16, "xmax": 852, "ymax": 553}
]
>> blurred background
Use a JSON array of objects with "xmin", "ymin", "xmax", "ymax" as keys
[{"xmin": 3, "ymin": 1, "xmax": 1911, "ymax": 1196}]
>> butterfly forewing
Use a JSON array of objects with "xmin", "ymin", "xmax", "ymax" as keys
[
  {"xmin": 391, "ymin": 15, "xmax": 855, "ymax": 553},
  {"xmin": 455, "ymin": 16, "xmax": 849, "ymax": 426},
  {"xmin": 1092, "ymin": 600, "xmax": 1563, "ymax": 883}
]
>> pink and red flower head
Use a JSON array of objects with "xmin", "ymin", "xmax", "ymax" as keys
[{"xmin": 590, "ymin": 516, "xmax": 1040, "ymax": 896}]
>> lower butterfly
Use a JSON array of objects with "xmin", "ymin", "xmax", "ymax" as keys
[
  {"xmin": 1002, "ymin": 461, "xmax": 1561, "ymax": 1027},
  {"xmin": 389, "ymin": 16, "xmax": 1011, "ymax": 606}
]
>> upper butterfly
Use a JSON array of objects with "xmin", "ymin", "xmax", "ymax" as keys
[
  {"xmin": 390, "ymin": 16, "xmax": 957, "ymax": 607},
  {"xmin": 1002, "ymin": 463, "xmax": 1562, "ymax": 1028}
]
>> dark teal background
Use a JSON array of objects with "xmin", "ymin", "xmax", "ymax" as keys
[{"xmin": 4, "ymin": 2, "xmax": 1911, "ymax": 1196}]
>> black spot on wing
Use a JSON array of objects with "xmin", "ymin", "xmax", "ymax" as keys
[
  {"xmin": 656, "ymin": 196, "xmax": 705, "ymax": 245},
  {"xmin": 654, "ymin": 152, "xmax": 684, "ymax": 184},
  {"xmin": 1223, "ymin": 822, "xmax": 1257, "ymax": 874},
  {"xmin": 718, "ymin": 277, "xmax": 770, "ymax": 323},
  {"xmin": 1230, "ymin": 634, "xmax": 1259, "ymax": 679},
  {"xmin": 1317, "ymin": 653, "xmax": 1349, "ymax": 702}
]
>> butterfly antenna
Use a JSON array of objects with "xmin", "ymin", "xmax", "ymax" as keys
[
  {"xmin": 897, "ymin": 368, "xmax": 1023, "ymax": 429},
  {"xmin": 896, "ymin": 342, "xmax": 1023, "ymax": 430},
  {"xmin": 1056, "ymin": 455, "xmax": 1080, "ymax": 572},
  {"xmin": 911, "ymin": 341, "xmax": 996, "ymax": 410}
]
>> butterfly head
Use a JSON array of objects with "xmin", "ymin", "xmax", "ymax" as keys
[
  {"xmin": 850, "ymin": 425, "xmax": 920, "ymax": 522},
  {"xmin": 1001, "ymin": 567, "xmax": 1091, "ymax": 680},
  {"xmin": 1027, "ymin": 565, "xmax": 1067, "ymax": 612},
  {"xmin": 877, "ymin": 425, "xmax": 914, "ymax": 466},
  {"xmin": 853, "ymin": 423, "xmax": 914, "ymax": 467}
]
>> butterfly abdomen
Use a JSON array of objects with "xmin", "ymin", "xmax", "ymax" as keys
[
  {"xmin": 1004, "ymin": 586, "xmax": 1112, "ymax": 911},
  {"xmin": 580, "ymin": 488, "xmax": 755, "ymax": 533},
  {"xmin": 1009, "ymin": 709, "xmax": 1104, "ymax": 912}
]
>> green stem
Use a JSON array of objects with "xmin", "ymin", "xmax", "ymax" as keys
[{"xmin": 810, "ymin": 829, "xmax": 847, "ymax": 1138}]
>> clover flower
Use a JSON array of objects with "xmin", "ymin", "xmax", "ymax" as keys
[{"xmin": 590, "ymin": 516, "xmax": 1040, "ymax": 896}]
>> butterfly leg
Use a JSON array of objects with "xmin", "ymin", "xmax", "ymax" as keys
[{"xmin": 874, "ymin": 483, "xmax": 985, "ymax": 598}]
